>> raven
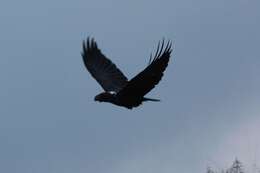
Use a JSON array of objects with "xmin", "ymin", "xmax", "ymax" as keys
[{"xmin": 82, "ymin": 37, "xmax": 172, "ymax": 109}]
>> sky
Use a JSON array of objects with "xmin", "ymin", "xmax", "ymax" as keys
[{"xmin": 0, "ymin": 0, "xmax": 260, "ymax": 173}]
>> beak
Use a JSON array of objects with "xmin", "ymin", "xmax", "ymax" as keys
[{"xmin": 94, "ymin": 95, "xmax": 99, "ymax": 101}]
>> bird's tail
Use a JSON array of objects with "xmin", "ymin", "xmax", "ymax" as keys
[{"xmin": 143, "ymin": 97, "xmax": 160, "ymax": 102}]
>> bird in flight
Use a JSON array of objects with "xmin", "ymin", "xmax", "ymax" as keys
[{"xmin": 82, "ymin": 37, "xmax": 172, "ymax": 109}]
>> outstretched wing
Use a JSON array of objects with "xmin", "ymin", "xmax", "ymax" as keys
[
  {"xmin": 117, "ymin": 39, "xmax": 172, "ymax": 99},
  {"xmin": 82, "ymin": 37, "xmax": 128, "ymax": 92}
]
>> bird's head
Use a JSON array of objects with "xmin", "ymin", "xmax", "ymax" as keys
[{"xmin": 94, "ymin": 92, "xmax": 116, "ymax": 102}]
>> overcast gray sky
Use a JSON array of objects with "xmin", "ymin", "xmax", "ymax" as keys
[{"xmin": 0, "ymin": 0, "xmax": 260, "ymax": 173}]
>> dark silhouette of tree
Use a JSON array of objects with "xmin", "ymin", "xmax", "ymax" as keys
[
  {"xmin": 206, "ymin": 159, "xmax": 246, "ymax": 173},
  {"xmin": 226, "ymin": 159, "xmax": 244, "ymax": 173},
  {"xmin": 207, "ymin": 167, "xmax": 215, "ymax": 173}
]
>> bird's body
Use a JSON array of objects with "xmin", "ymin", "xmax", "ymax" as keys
[
  {"xmin": 82, "ymin": 37, "xmax": 172, "ymax": 109},
  {"xmin": 94, "ymin": 91, "xmax": 160, "ymax": 109}
]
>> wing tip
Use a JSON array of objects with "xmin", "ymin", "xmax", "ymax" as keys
[
  {"xmin": 149, "ymin": 38, "xmax": 173, "ymax": 64},
  {"xmin": 82, "ymin": 36, "xmax": 99, "ymax": 54}
]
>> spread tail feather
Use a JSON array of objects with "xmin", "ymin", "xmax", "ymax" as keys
[{"xmin": 143, "ymin": 97, "xmax": 160, "ymax": 102}]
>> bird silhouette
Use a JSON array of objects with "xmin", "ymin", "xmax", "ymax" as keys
[{"xmin": 82, "ymin": 37, "xmax": 172, "ymax": 109}]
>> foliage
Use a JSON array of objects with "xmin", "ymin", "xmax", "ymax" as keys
[{"xmin": 206, "ymin": 159, "xmax": 260, "ymax": 173}]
